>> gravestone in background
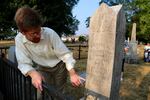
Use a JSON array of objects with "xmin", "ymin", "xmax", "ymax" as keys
[
  {"xmin": 128, "ymin": 23, "xmax": 138, "ymax": 63},
  {"xmin": 85, "ymin": 3, "xmax": 126, "ymax": 100},
  {"xmin": 131, "ymin": 23, "xmax": 136, "ymax": 41}
]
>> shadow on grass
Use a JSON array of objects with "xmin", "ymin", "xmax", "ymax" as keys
[
  {"xmin": 137, "ymin": 72, "xmax": 150, "ymax": 100},
  {"xmin": 120, "ymin": 62, "xmax": 150, "ymax": 100}
]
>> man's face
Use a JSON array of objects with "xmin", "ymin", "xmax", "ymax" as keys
[{"xmin": 22, "ymin": 26, "xmax": 41, "ymax": 43}]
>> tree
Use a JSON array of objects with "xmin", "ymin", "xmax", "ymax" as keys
[
  {"xmin": 85, "ymin": 0, "xmax": 131, "ymax": 28},
  {"xmin": 85, "ymin": 17, "xmax": 90, "ymax": 28},
  {"xmin": 130, "ymin": 0, "xmax": 150, "ymax": 43},
  {"xmin": 0, "ymin": 0, "xmax": 79, "ymax": 37},
  {"xmin": 78, "ymin": 35, "xmax": 86, "ymax": 42},
  {"xmin": 86, "ymin": 0, "xmax": 150, "ymax": 42},
  {"xmin": 0, "ymin": 0, "xmax": 15, "ymax": 35},
  {"xmin": 36, "ymin": 0, "xmax": 79, "ymax": 36},
  {"xmin": 0, "ymin": 0, "xmax": 36, "ymax": 36},
  {"xmin": 99, "ymin": 0, "xmax": 150, "ymax": 43}
]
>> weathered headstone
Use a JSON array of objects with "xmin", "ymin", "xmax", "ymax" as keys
[
  {"xmin": 85, "ymin": 3, "xmax": 126, "ymax": 100},
  {"xmin": 128, "ymin": 23, "xmax": 138, "ymax": 63}
]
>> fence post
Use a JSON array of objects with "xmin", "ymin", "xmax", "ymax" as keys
[
  {"xmin": 78, "ymin": 45, "xmax": 81, "ymax": 60},
  {"xmin": 0, "ymin": 46, "xmax": 9, "ymax": 58}
]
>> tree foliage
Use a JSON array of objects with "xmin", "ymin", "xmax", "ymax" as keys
[
  {"xmin": 85, "ymin": 0, "xmax": 149, "ymax": 43},
  {"xmin": 78, "ymin": 35, "xmax": 86, "ymax": 42},
  {"xmin": 36, "ymin": 0, "xmax": 79, "ymax": 36},
  {"xmin": 100, "ymin": 0, "xmax": 150, "ymax": 43},
  {"xmin": 130, "ymin": 0, "xmax": 150, "ymax": 43},
  {"xmin": 0, "ymin": 0, "xmax": 79, "ymax": 37},
  {"xmin": 85, "ymin": 0, "xmax": 131, "ymax": 28},
  {"xmin": 0, "ymin": 0, "xmax": 15, "ymax": 34}
]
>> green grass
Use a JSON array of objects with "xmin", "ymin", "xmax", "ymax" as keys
[{"xmin": 66, "ymin": 44, "xmax": 150, "ymax": 100}]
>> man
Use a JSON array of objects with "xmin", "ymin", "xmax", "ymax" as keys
[
  {"xmin": 144, "ymin": 43, "xmax": 150, "ymax": 62},
  {"xmin": 14, "ymin": 6, "xmax": 81, "ymax": 96},
  {"xmin": 121, "ymin": 40, "xmax": 129, "ymax": 81}
]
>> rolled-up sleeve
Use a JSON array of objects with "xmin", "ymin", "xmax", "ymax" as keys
[
  {"xmin": 59, "ymin": 53, "xmax": 76, "ymax": 71},
  {"xmin": 15, "ymin": 37, "xmax": 34, "ymax": 75},
  {"xmin": 17, "ymin": 63, "xmax": 35, "ymax": 75},
  {"xmin": 50, "ymin": 30, "xmax": 76, "ymax": 71}
]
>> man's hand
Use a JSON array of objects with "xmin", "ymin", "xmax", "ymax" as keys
[
  {"xmin": 69, "ymin": 68, "xmax": 81, "ymax": 87},
  {"xmin": 124, "ymin": 47, "xmax": 129, "ymax": 53},
  {"xmin": 27, "ymin": 70, "xmax": 44, "ymax": 91}
]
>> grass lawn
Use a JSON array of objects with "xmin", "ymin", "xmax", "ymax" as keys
[
  {"xmin": 0, "ymin": 40, "xmax": 15, "ymax": 47},
  {"xmin": 67, "ymin": 44, "xmax": 150, "ymax": 100},
  {"xmin": 120, "ymin": 45, "xmax": 150, "ymax": 100},
  {"xmin": 120, "ymin": 62, "xmax": 150, "ymax": 100}
]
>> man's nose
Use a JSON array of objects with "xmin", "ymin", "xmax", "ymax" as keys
[{"xmin": 34, "ymin": 33, "xmax": 41, "ymax": 38}]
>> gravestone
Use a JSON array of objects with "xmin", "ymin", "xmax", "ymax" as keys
[
  {"xmin": 131, "ymin": 23, "xmax": 136, "ymax": 41},
  {"xmin": 8, "ymin": 46, "xmax": 17, "ymax": 64},
  {"xmin": 128, "ymin": 23, "xmax": 138, "ymax": 63},
  {"xmin": 127, "ymin": 37, "xmax": 130, "ymax": 42},
  {"xmin": 85, "ymin": 3, "xmax": 126, "ymax": 100}
]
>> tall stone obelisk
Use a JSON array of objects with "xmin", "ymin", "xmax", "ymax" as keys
[
  {"xmin": 85, "ymin": 3, "xmax": 126, "ymax": 100},
  {"xmin": 128, "ymin": 23, "xmax": 138, "ymax": 63},
  {"xmin": 131, "ymin": 23, "xmax": 136, "ymax": 42}
]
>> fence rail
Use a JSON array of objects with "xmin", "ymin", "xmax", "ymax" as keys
[
  {"xmin": 0, "ymin": 44, "xmax": 88, "ymax": 60},
  {"xmin": 0, "ymin": 46, "xmax": 9, "ymax": 57},
  {"xmin": 67, "ymin": 44, "xmax": 88, "ymax": 60},
  {"xmin": 0, "ymin": 57, "xmax": 37, "ymax": 100},
  {"xmin": 0, "ymin": 56, "xmax": 74, "ymax": 100},
  {"xmin": 0, "ymin": 44, "xmax": 87, "ymax": 99}
]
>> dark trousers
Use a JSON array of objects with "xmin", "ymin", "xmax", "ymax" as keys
[
  {"xmin": 37, "ymin": 61, "xmax": 67, "ymax": 100},
  {"xmin": 122, "ymin": 58, "xmax": 125, "ymax": 72}
]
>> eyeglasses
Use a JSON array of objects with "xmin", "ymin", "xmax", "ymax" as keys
[{"xmin": 23, "ymin": 27, "xmax": 41, "ymax": 38}]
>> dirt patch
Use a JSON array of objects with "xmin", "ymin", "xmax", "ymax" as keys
[{"xmin": 120, "ymin": 62, "xmax": 150, "ymax": 100}]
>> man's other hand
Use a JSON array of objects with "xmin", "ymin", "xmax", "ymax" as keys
[{"xmin": 27, "ymin": 70, "xmax": 44, "ymax": 91}]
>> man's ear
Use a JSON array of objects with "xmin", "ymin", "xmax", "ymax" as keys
[
  {"xmin": 22, "ymin": 32, "xmax": 26, "ymax": 35},
  {"xmin": 19, "ymin": 29, "xmax": 26, "ymax": 35},
  {"xmin": 21, "ymin": 31, "xmax": 26, "ymax": 35}
]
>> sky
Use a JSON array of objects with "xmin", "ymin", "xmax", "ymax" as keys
[{"xmin": 72, "ymin": 0, "xmax": 100, "ymax": 35}]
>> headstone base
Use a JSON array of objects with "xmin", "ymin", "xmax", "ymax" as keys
[
  {"xmin": 126, "ymin": 42, "xmax": 139, "ymax": 64},
  {"xmin": 126, "ymin": 58, "xmax": 139, "ymax": 64}
]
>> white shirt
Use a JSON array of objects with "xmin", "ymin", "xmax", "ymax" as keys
[{"xmin": 15, "ymin": 27, "xmax": 75, "ymax": 75}]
